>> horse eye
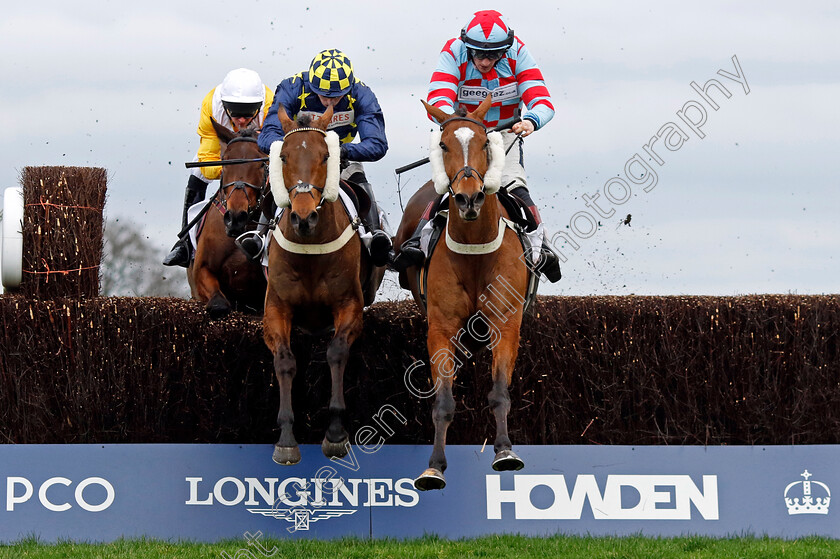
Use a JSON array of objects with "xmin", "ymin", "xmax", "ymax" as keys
[
  {"xmin": 323, "ymin": 153, "xmax": 330, "ymax": 163},
  {"xmin": 279, "ymin": 154, "xmax": 287, "ymax": 163},
  {"xmin": 439, "ymin": 141, "xmax": 448, "ymax": 152}
]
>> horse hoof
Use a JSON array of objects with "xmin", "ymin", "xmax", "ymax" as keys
[
  {"xmin": 206, "ymin": 302, "xmax": 231, "ymax": 319},
  {"xmin": 492, "ymin": 449, "xmax": 524, "ymax": 472},
  {"xmin": 272, "ymin": 445, "xmax": 301, "ymax": 466},
  {"xmin": 414, "ymin": 468, "xmax": 446, "ymax": 491},
  {"xmin": 321, "ymin": 436, "xmax": 349, "ymax": 459}
]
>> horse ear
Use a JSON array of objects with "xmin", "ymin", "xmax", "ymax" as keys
[
  {"xmin": 211, "ymin": 118, "xmax": 236, "ymax": 147},
  {"xmin": 468, "ymin": 94, "xmax": 494, "ymax": 122},
  {"xmin": 314, "ymin": 105, "xmax": 334, "ymax": 130},
  {"xmin": 278, "ymin": 106, "xmax": 296, "ymax": 134},
  {"xmin": 421, "ymin": 100, "xmax": 450, "ymax": 126}
]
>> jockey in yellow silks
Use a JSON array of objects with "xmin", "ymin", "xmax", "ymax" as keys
[{"xmin": 163, "ymin": 68, "xmax": 274, "ymax": 268}]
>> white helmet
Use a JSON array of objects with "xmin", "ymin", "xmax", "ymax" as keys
[{"xmin": 219, "ymin": 68, "xmax": 264, "ymax": 118}]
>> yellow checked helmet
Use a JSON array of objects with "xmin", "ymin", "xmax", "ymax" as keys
[{"xmin": 308, "ymin": 49, "xmax": 354, "ymax": 98}]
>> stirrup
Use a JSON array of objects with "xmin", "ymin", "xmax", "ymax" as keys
[
  {"xmin": 235, "ymin": 231, "xmax": 265, "ymax": 261},
  {"xmin": 391, "ymin": 238, "xmax": 425, "ymax": 272}
]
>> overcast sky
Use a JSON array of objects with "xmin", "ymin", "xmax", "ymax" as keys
[{"xmin": 1, "ymin": 1, "xmax": 837, "ymax": 296}]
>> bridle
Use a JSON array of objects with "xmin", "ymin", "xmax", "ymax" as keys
[
  {"xmin": 439, "ymin": 116, "xmax": 490, "ymax": 195},
  {"xmin": 218, "ymin": 135, "xmax": 267, "ymax": 218},
  {"xmin": 281, "ymin": 127, "xmax": 329, "ymax": 211}
]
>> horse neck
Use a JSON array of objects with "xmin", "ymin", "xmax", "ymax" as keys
[{"xmin": 446, "ymin": 192, "xmax": 501, "ymax": 245}]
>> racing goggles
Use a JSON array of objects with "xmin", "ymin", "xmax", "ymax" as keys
[
  {"xmin": 222, "ymin": 100, "xmax": 262, "ymax": 119},
  {"xmin": 469, "ymin": 48, "xmax": 507, "ymax": 62}
]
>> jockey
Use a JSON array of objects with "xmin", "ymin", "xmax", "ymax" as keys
[
  {"xmin": 163, "ymin": 68, "xmax": 274, "ymax": 267},
  {"xmin": 392, "ymin": 10, "xmax": 562, "ymax": 283},
  {"xmin": 243, "ymin": 49, "xmax": 392, "ymax": 266}
]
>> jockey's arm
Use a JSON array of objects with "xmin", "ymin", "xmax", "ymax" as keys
[
  {"xmin": 340, "ymin": 85, "xmax": 388, "ymax": 162},
  {"xmin": 196, "ymin": 90, "xmax": 222, "ymax": 180},
  {"xmin": 256, "ymin": 84, "xmax": 287, "ymax": 154}
]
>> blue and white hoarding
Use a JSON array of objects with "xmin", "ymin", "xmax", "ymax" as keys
[{"xmin": 0, "ymin": 444, "xmax": 834, "ymax": 541}]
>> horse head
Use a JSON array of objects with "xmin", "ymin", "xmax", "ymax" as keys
[
  {"xmin": 211, "ymin": 119, "xmax": 266, "ymax": 238},
  {"xmin": 423, "ymin": 95, "xmax": 505, "ymax": 221},
  {"xmin": 266, "ymin": 106, "xmax": 340, "ymax": 238}
]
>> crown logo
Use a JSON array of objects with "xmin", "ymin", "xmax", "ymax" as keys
[{"xmin": 784, "ymin": 470, "xmax": 830, "ymax": 515}]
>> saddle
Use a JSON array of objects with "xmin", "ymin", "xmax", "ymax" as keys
[
  {"xmin": 340, "ymin": 180, "xmax": 374, "ymax": 229},
  {"xmin": 498, "ymin": 187, "xmax": 538, "ymax": 233}
]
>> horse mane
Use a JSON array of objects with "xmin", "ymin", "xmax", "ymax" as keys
[
  {"xmin": 237, "ymin": 128, "xmax": 258, "ymax": 139},
  {"xmin": 453, "ymin": 107, "xmax": 468, "ymax": 117},
  {"xmin": 296, "ymin": 113, "xmax": 314, "ymax": 128}
]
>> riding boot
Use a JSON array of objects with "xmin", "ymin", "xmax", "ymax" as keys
[
  {"xmin": 527, "ymin": 223, "xmax": 562, "ymax": 283},
  {"xmin": 236, "ymin": 191, "xmax": 277, "ymax": 262},
  {"xmin": 356, "ymin": 180, "xmax": 393, "ymax": 268},
  {"xmin": 163, "ymin": 175, "xmax": 208, "ymax": 267},
  {"xmin": 510, "ymin": 186, "xmax": 562, "ymax": 283},
  {"xmin": 390, "ymin": 218, "xmax": 428, "ymax": 273}
]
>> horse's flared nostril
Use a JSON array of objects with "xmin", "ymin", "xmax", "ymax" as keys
[
  {"xmin": 306, "ymin": 211, "xmax": 319, "ymax": 229},
  {"xmin": 224, "ymin": 210, "xmax": 249, "ymax": 237},
  {"xmin": 471, "ymin": 191, "xmax": 485, "ymax": 209},
  {"xmin": 291, "ymin": 210, "xmax": 318, "ymax": 236},
  {"xmin": 454, "ymin": 193, "xmax": 469, "ymax": 211}
]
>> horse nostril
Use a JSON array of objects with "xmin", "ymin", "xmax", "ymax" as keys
[
  {"xmin": 223, "ymin": 211, "xmax": 233, "ymax": 227},
  {"xmin": 307, "ymin": 211, "xmax": 319, "ymax": 229},
  {"xmin": 290, "ymin": 212, "xmax": 300, "ymax": 227},
  {"xmin": 472, "ymin": 191, "xmax": 485, "ymax": 207},
  {"xmin": 454, "ymin": 193, "xmax": 469, "ymax": 209}
]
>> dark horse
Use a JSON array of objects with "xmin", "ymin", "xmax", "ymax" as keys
[
  {"xmin": 263, "ymin": 106, "xmax": 385, "ymax": 465},
  {"xmin": 393, "ymin": 95, "xmax": 530, "ymax": 490},
  {"xmin": 187, "ymin": 121, "xmax": 267, "ymax": 318}
]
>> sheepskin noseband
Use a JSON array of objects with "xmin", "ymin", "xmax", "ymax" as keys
[
  {"xmin": 269, "ymin": 129, "xmax": 341, "ymax": 208},
  {"xmin": 428, "ymin": 128, "xmax": 506, "ymax": 195}
]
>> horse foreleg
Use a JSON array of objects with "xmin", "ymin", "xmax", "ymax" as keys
[
  {"xmin": 414, "ymin": 330, "xmax": 457, "ymax": 491},
  {"xmin": 488, "ymin": 328, "xmax": 525, "ymax": 472},
  {"xmin": 321, "ymin": 300, "xmax": 363, "ymax": 459},
  {"xmin": 263, "ymin": 290, "xmax": 299, "ymax": 465},
  {"xmin": 194, "ymin": 265, "xmax": 231, "ymax": 319}
]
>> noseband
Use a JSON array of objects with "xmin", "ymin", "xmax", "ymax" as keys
[
  {"xmin": 219, "ymin": 135, "xmax": 267, "ymax": 216},
  {"xmin": 439, "ymin": 116, "xmax": 489, "ymax": 194}
]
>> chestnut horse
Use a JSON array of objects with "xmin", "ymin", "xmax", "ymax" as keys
[
  {"xmin": 187, "ymin": 121, "xmax": 267, "ymax": 318},
  {"xmin": 263, "ymin": 106, "xmax": 384, "ymax": 465},
  {"xmin": 393, "ymin": 95, "xmax": 530, "ymax": 490}
]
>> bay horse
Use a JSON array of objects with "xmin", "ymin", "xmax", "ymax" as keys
[
  {"xmin": 187, "ymin": 121, "xmax": 267, "ymax": 318},
  {"xmin": 393, "ymin": 95, "xmax": 530, "ymax": 490},
  {"xmin": 263, "ymin": 106, "xmax": 385, "ymax": 465}
]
